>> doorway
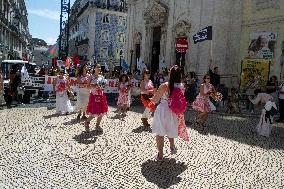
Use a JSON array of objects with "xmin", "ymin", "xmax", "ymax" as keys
[
  {"xmin": 135, "ymin": 43, "xmax": 141, "ymax": 72},
  {"xmin": 151, "ymin": 27, "xmax": 161, "ymax": 74}
]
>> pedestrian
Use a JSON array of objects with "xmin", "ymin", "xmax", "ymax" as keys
[
  {"xmin": 151, "ymin": 65, "xmax": 189, "ymax": 161},
  {"xmin": 75, "ymin": 63, "xmax": 90, "ymax": 121},
  {"xmin": 276, "ymin": 78, "xmax": 284, "ymax": 123},
  {"xmin": 192, "ymin": 74, "xmax": 221, "ymax": 131},
  {"xmin": 53, "ymin": 69, "xmax": 74, "ymax": 115},
  {"xmin": 0, "ymin": 69, "xmax": 5, "ymax": 107},
  {"xmin": 208, "ymin": 62, "xmax": 220, "ymax": 89},
  {"xmin": 249, "ymin": 89, "xmax": 277, "ymax": 137},
  {"xmin": 140, "ymin": 69, "xmax": 155, "ymax": 127},
  {"xmin": 117, "ymin": 73, "xmax": 130, "ymax": 115},
  {"xmin": 266, "ymin": 75, "xmax": 278, "ymax": 103},
  {"xmin": 85, "ymin": 64, "xmax": 108, "ymax": 132}
]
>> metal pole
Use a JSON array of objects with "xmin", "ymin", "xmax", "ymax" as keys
[
  {"xmin": 130, "ymin": 50, "xmax": 134, "ymax": 73},
  {"xmin": 120, "ymin": 56, "xmax": 122, "ymax": 74}
]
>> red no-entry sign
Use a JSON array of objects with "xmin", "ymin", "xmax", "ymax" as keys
[{"xmin": 176, "ymin": 38, "xmax": 189, "ymax": 53}]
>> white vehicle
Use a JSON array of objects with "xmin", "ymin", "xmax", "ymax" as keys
[{"xmin": 1, "ymin": 60, "xmax": 36, "ymax": 80}]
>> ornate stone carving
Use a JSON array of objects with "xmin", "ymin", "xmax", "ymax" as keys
[
  {"xmin": 173, "ymin": 20, "xmax": 191, "ymax": 37},
  {"xmin": 143, "ymin": 0, "xmax": 168, "ymax": 27},
  {"xmin": 134, "ymin": 32, "xmax": 142, "ymax": 44}
]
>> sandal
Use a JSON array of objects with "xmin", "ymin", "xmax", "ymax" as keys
[
  {"xmin": 155, "ymin": 153, "xmax": 163, "ymax": 161},
  {"xmin": 84, "ymin": 121, "xmax": 90, "ymax": 133},
  {"xmin": 170, "ymin": 147, "xmax": 178, "ymax": 154}
]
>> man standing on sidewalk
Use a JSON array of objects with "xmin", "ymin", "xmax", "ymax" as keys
[
  {"xmin": 209, "ymin": 60, "xmax": 220, "ymax": 89},
  {"xmin": 209, "ymin": 61, "xmax": 220, "ymax": 111},
  {"xmin": 276, "ymin": 79, "xmax": 284, "ymax": 122}
]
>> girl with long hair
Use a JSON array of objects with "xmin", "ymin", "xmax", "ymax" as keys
[
  {"xmin": 53, "ymin": 69, "xmax": 74, "ymax": 115},
  {"xmin": 84, "ymin": 64, "xmax": 108, "ymax": 132},
  {"xmin": 192, "ymin": 74, "xmax": 221, "ymax": 131},
  {"xmin": 140, "ymin": 69, "xmax": 155, "ymax": 127},
  {"xmin": 117, "ymin": 73, "xmax": 130, "ymax": 115},
  {"xmin": 151, "ymin": 65, "xmax": 189, "ymax": 161},
  {"xmin": 75, "ymin": 63, "xmax": 90, "ymax": 120}
]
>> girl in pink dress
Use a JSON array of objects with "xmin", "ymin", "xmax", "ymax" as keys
[
  {"xmin": 117, "ymin": 74, "xmax": 130, "ymax": 115},
  {"xmin": 192, "ymin": 74, "xmax": 219, "ymax": 131},
  {"xmin": 84, "ymin": 64, "xmax": 108, "ymax": 132}
]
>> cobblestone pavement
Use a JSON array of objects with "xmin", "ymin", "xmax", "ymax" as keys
[{"xmin": 0, "ymin": 103, "xmax": 284, "ymax": 189}]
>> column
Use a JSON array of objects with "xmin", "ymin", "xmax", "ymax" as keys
[{"xmin": 143, "ymin": 24, "xmax": 153, "ymax": 67}]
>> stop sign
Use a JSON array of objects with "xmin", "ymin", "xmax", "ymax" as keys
[{"xmin": 176, "ymin": 38, "xmax": 189, "ymax": 53}]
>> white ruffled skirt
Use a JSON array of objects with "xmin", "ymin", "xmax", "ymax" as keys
[
  {"xmin": 56, "ymin": 91, "xmax": 74, "ymax": 114},
  {"xmin": 75, "ymin": 88, "xmax": 90, "ymax": 112},
  {"xmin": 152, "ymin": 100, "xmax": 178, "ymax": 138}
]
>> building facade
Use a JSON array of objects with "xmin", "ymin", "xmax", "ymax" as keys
[
  {"xmin": 68, "ymin": 0, "xmax": 127, "ymax": 69},
  {"xmin": 240, "ymin": 0, "xmax": 284, "ymax": 80},
  {"xmin": 126, "ymin": 0, "xmax": 243, "ymax": 86},
  {"xmin": 0, "ymin": 0, "xmax": 32, "ymax": 62},
  {"xmin": 32, "ymin": 38, "xmax": 49, "ymax": 67}
]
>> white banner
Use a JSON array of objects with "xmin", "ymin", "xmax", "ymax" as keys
[{"xmin": 22, "ymin": 76, "xmax": 140, "ymax": 94}]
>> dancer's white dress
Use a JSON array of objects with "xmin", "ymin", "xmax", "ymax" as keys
[
  {"xmin": 152, "ymin": 91, "xmax": 179, "ymax": 138},
  {"xmin": 75, "ymin": 75, "xmax": 90, "ymax": 112},
  {"xmin": 55, "ymin": 76, "xmax": 73, "ymax": 114},
  {"xmin": 250, "ymin": 93, "xmax": 276, "ymax": 137}
]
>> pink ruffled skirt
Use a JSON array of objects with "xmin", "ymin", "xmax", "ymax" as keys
[
  {"xmin": 86, "ymin": 93, "xmax": 108, "ymax": 117},
  {"xmin": 192, "ymin": 95, "xmax": 215, "ymax": 113}
]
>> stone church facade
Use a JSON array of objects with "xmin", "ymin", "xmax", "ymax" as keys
[{"xmin": 125, "ymin": 0, "xmax": 243, "ymax": 86}]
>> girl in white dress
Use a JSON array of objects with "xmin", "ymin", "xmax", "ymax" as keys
[
  {"xmin": 75, "ymin": 64, "xmax": 90, "ymax": 120},
  {"xmin": 151, "ymin": 65, "xmax": 188, "ymax": 161},
  {"xmin": 53, "ymin": 70, "xmax": 73, "ymax": 115},
  {"xmin": 249, "ymin": 90, "xmax": 277, "ymax": 137}
]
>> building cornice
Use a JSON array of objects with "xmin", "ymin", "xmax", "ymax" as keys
[{"xmin": 242, "ymin": 15, "xmax": 284, "ymax": 27}]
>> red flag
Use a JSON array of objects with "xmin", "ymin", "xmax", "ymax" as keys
[
  {"xmin": 54, "ymin": 57, "xmax": 57, "ymax": 66},
  {"xmin": 74, "ymin": 55, "xmax": 80, "ymax": 68}
]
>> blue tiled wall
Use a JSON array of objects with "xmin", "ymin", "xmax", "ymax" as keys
[{"xmin": 94, "ymin": 8, "xmax": 127, "ymax": 64}]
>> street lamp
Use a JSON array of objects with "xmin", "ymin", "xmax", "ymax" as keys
[{"xmin": 130, "ymin": 49, "xmax": 134, "ymax": 73}]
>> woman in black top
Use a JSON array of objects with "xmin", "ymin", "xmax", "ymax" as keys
[{"xmin": 266, "ymin": 76, "xmax": 278, "ymax": 94}]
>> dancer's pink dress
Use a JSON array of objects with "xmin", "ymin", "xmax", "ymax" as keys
[
  {"xmin": 192, "ymin": 83, "xmax": 216, "ymax": 113},
  {"xmin": 86, "ymin": 75, "xmax": 108, "ymax": 117},
  {"xmin": 117, "ymin": 82, "xmax": 129, "ymax": 107}
]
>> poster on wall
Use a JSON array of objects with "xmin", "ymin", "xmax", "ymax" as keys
[
  {"xmin": 247, "ymin": 31, "xmax": 277, "ymax": 60},
  {"xmin": 240, "ymin": 59, "xmax": 271, "ymax": 92}
]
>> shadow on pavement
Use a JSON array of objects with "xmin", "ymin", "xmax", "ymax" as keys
[
  {"xmin": 132, "ymin": 125, "xmax": 152, "ymax": 133},
  {"xmin": 43, "ymin": 113, "xmax": 61, "ymax": 119},
  {"xmin": 186, "ymin": 112, "xmax": 284, "ymax": 150},
  {"xmin": 73, "ymin": 130, "xmax": 103, "ymax": 144},
  {"xmin": 109, "ymin": 114, "xmax": 126, "ymax": 120},
  {"xmin": 63, "ymin": 118, "xmax": 84, "ymax": 126},
  {"xmin": 141, "ymin": 158, "xmax": 187, "ymax": 188}
]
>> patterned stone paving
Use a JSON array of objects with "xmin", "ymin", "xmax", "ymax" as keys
[{"xmin": 0, "ymin": 103, "xmax": 284, "ymax": 188}]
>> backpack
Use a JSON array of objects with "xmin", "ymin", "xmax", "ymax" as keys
[{"xmin": 168, "ymin": 87, "xmax": 188, "ymax": 115}]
